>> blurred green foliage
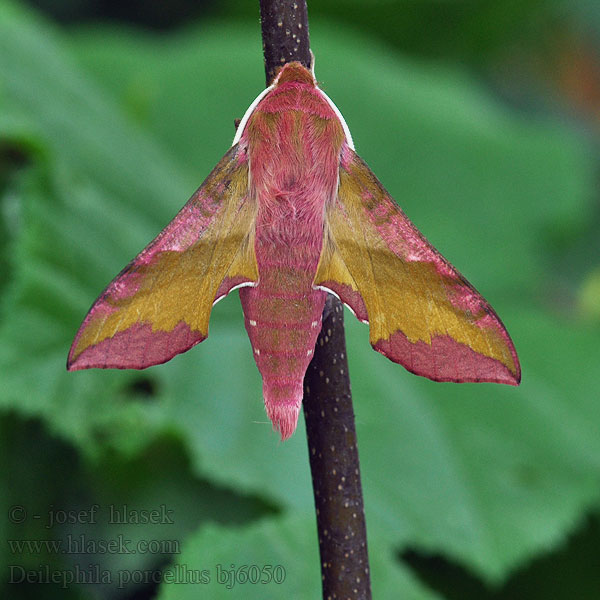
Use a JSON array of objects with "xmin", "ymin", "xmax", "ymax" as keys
[{"xmin": 1, "ymin": 0, "xmax": 599, "ymax": 598}]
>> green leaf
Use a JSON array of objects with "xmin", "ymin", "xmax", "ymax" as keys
[
  {"xmin": 66, "ymin": 20, "xmax": 600, "ymax": 582},
  {"xmin": 157, "ymin": 514, "xmax": 442, "ymax": 600}
]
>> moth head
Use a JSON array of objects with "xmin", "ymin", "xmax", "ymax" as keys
[{"xmin": 274, "ymin": 61, "xmax": 316, "ymax": 87}]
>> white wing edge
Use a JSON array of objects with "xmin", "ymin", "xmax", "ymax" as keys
[
  {"xmin": 315, "ymin": 285, "xmax": 368, "ymax": 324},
  {"xmin": 232, "ymin": 85, "xmax": 274, "ymax": 146}
]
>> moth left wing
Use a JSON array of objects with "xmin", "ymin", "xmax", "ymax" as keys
[
  {"xmin": 315, "ymin": 149, "xmax": 520, "ymax": 385},
  {"xmin": 68, "ymin": 145, "xmax": 258, "ymax": 370}
]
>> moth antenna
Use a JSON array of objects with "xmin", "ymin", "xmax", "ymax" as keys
[{"xmin": 309, "ymin": 50, "xmax": 316, "ymax": 78}]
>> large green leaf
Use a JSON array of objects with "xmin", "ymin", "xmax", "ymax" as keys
[
  {"xmin": 157, "ymin": 514, "xmax": 442, "ymax": 600},
  {"xmin": 67, "ymin": 18, "xmax": 600, "ymax": 581},
  {"xmin": 1, "ymin": 2, "xmax": 599, "ymax": 597}
]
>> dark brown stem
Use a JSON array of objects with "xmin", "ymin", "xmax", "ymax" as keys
[
  {"xmin": 259, "ymin": 0, "xmax": 311, "ymax": 86},
  {"xmin": 259, "ymin": 2, "xmax": 372, "ymax": 598},
  {"xmin": 303, "ymin": 297, "xmax": 372, "ymax": 599}
]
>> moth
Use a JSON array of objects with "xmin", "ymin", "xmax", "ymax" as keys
[{"xmin": 68, "ymin": 62, "xmax": 521, "ymax": 439}]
